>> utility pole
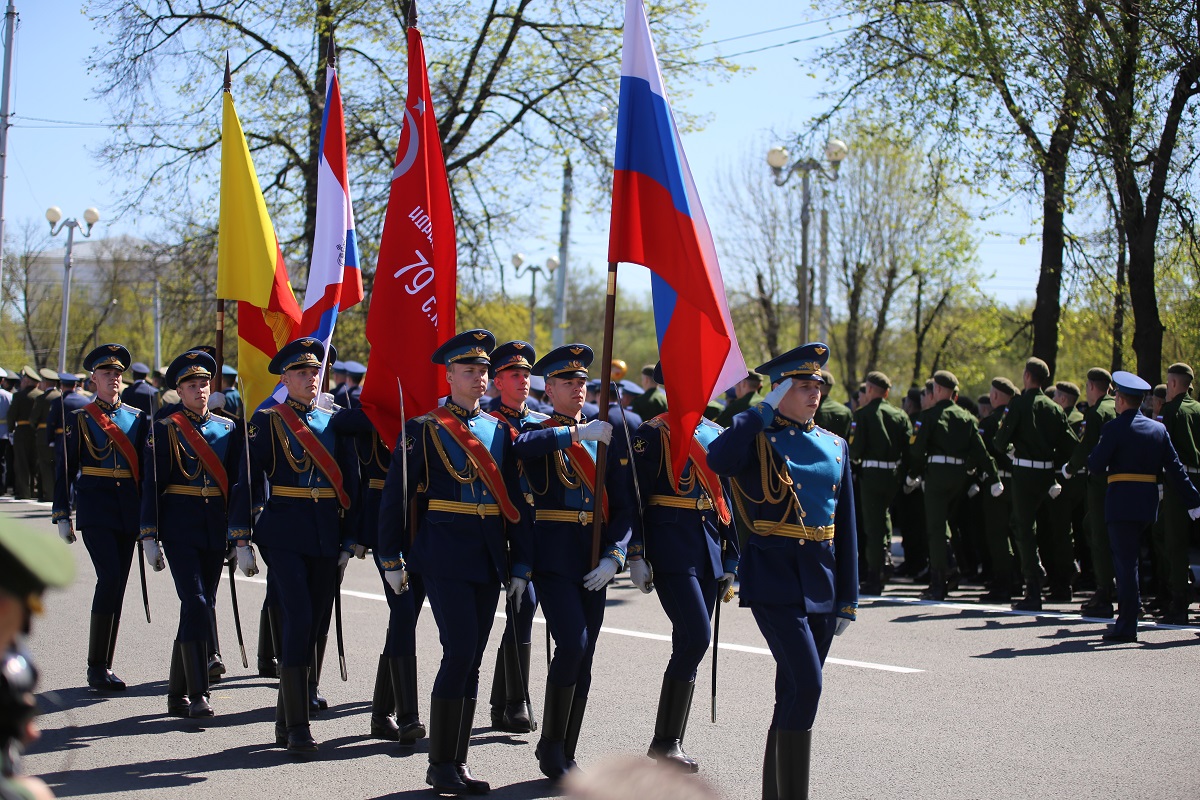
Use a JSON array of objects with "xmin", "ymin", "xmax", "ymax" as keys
[
  {"xmin": 0, "ymin": 2, "xmax": 19, "ymax": 315},
  {"xmin": 552, "ymin": 158, "xmax": 572, "ymax": 348}
]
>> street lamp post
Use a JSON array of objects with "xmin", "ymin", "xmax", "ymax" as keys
[
  {"xmin": 511, "ymin": 253, "xmax": 559, "ymax": 347},
  {"xmin": 767, "ymin": 139, "xmax": 848, "ymax": 342},
  {"xmin": 46, "ymin": 205, "xmax": 100, "ymax": 372}
]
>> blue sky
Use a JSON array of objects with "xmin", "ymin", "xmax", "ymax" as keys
[{"xmin": 2, "ymin": 1, "xmax": 1043, "ymax": 304}]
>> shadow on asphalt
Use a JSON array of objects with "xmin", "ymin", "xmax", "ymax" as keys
[{"xmin": 369, "ymin": 776, "xmax": 561, "ymax": 799}]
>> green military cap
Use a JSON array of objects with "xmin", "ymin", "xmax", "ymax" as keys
[
  {"xmin": 1086, "ymin": 367, "xmax": 1112, "ymax": 387},
  {"xmin": 1024, "ymin": 357, "xmax": 1051, "ymax": 386},
  {"xmin": 0, "ymin": 521, "xmax": 75, "ymax": 610},
  {"xmin": 21, "ymin": 365, "xmax": 39, "ymax": 381},
  {"xmin": 932, "ymin": 370, "xmax": 958, "ymax": 391},
  {"xmin": 820, "ymin": 369, "xmax": 836, "ymax": 386},
  {"xmin": 1167, "ymin": 362, "xmax": 1194, "ymax": 381},
  {"xmin": 977, "ymin": 395, "xmax": 991, "ymax": 407},
  {"xmin": 1055, "ymin": 381, "xmax": 1080, "ymax": 400},
  {"xmin": 865, "ymin": 371, "xmax": 891, "ymax": 390},
  {"xmin": 991, "ymin": 377, "xmax": 1018, "ymax": 396},
  {"xmin": 38, "ymin": 367, "xmax": 58, "ymax": 382},
  {"xmin": 1153, "ymin": 384, "xmax": 1167, "ymax": 399}
]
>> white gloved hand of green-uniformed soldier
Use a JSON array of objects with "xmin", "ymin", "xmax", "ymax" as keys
[
  {"xmin": 507, "ymin": 577, "xmax": 528, "ymax": 612},
  {"xmin": 762, "ymin": 378, "xmax": 794, "ymax": 410},
  {"xmin": 236, "ymin": 544, "xmax": 259, "ymax": 577},
  {"xmin": 384, "ymin": 567, "xmax": 408, "ymax": 595},
  {"xmin": 1047, "ymin": 482, "xmax": 1062, "ymax": 500},
  {"xmin": 575, "ymin": 419, "xmax": 613, "ymax": 444},
  {"xmin": 142, "ymin": 538, "xmax": 166, "ymax": 572},
  {"xmin": 991, "ymin": 481, "xmax": 1005, "ymax": 498},
  {"xmin": 629, "ymin": 559, "xmax": 654, "ymax": 593},
  {"xmin": 56, "ymin": 520, "xmax": 76, "ymax": 544},
  {"xmin": 583, "ymin": 557, "xmax": 620, "ymax": 591},
  {"xmin": 1189, "ymin": 507, "xmax": 1200, "ymax": 521}
]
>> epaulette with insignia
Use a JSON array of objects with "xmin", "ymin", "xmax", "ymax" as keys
[
  {"xmin": 646, "ymin": 417, "xmax": 666, "ymax": 429},
  {"xmin": 414, "ymin": 412, "xmax": 435, "ymax": 424}
]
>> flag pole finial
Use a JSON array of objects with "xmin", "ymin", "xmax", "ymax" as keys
[
  {"xmin": 223, "ymin": 53, "xmax": 231, "ymax": 91},
  {"xmin": 408, "ymin": 0, "xmax": 418, "ymax": 28}
]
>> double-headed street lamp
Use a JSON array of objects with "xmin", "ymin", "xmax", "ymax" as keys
[
  {"xmin": 767, "ymin": 139, "xmax": 848, "ymax": 342},
  {"xmin": 47, "ymin": 205, "xmax": 100, "ymax": 372},
  {"xmin": 511, "ymin": 252, "xmax": 559, "ymax": 347}
]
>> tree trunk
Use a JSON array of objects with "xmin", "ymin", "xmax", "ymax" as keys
[
  {"xmin": 911, "ymin": 270, "xmax": 924, "ymax": 387},
  {"xmin": 867, "ymin": 254, "xmax": 901, "ymax": 373},
  {"xmin": 755, "ymin": 270, "xmax": 779, "ymax": 357},
  {"xmin": 1031, "ymin": 155, "xmax": 1068, "ymax": 379},
  {"xmin": 1111, "ymin": 211, "xmax": 1126, "ymax": 372},
  {"xmin": 842, "ymin": 258, "xmax": 868, "ymax": 397}
]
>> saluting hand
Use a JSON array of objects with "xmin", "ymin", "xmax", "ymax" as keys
[{"xmin": 762, "ymin": 378, "xmax": 793, "ymax": 410}]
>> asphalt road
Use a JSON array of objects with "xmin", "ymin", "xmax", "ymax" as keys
[{"xmin": 5, "ymin": 497, "xmax": 1199, "ymax": 800}]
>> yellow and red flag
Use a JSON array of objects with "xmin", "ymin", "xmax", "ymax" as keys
[{"xmin": 217, "ymin": 86, "xmax": 302, "ymax": 409}]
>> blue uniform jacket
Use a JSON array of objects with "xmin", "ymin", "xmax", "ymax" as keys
[
  {"xmin": 706, "ymin": 402, "xmax": 858, "ymax": 618},
  {"xmin": 628, "ymin": 415, "xmax": 739, "ymax": 578},
  {"xmin": 46, "ymin": 390, "xmax": 91, "ymax": 448},
  {"xmin": 139, "ymin": 407, "xmax": 242, "ymax": 551},
  {"xmin": 513, "ymin": 411, "xmax": 634, "ymax": 579},
  {"xmin": 1087, "ymin": 408, "xmax": 1200, "ymax": 523},
  {"xmin": 377, "ymin": 401, "xmax": 532, "ymax": 585},
  {"xmin": 228, "ymin": 398, "xmax": 359, "ymax": 557},
  {"xmin": 52, "ymin": 398, "xmax": 149, "ymax": 533},
  {"xmin": 121, "ymin": 379, "xmax": 160, "ymax": 417},
  {"xmin": 330, "ymin": 407, "xmax": 388, "ymax": 550}
]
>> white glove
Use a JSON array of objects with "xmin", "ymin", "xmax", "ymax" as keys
[
  {"xmin": 354, "ymin": 544, "xmax": 368, "ymax": 559},
  {"xmin": 583, "ymin": 557, "xmax": 620, "ymax": 591},
  {"xmin": 338, "ymin": 549, "xmax": 352, "ymax": 579},
  {"xmin": 142, "ymin": 539, "xmax": 166, "ymax": 572},
  {"xmin": 629, "ymin": 559, "xmax": 654, "ymax": 593},
  {"xmin": 834, "ymin": 617, "xmax": 852, "ymax": 636},
  {"xmin": 507, "ymin": 577, "xmax": 528, "ymax": 612},
  {"xmin": 1158, "ymin": 484, "xmax": 1164, "ymax": 501},
  {"xmin": 576, "ymin": 419, "xmax": 613, "ymax": 444},
  {"xmin": 967, "ymin": 483, "xmax": 980, "ymax": 498},
  {"xmin": 236, "ymin": 544, "xmax": 259, "ymax": 577},
  {"xmin": 991, "ymin": 481, "xmax": 1005, "ymax": 498},
  {"xmin": 384, "ymin": 568, "xmax": 408, "ymax": 595},
  {"xmin": 903, "ymin": 476, "xmax": 923, "ymax": 495},
  {"xmin": 1060, "ymin": 464, "xmax": 1072, "ymax": 480},
  {"xmin": 56, "ymin": 520, "xmax": 76, "ymax": 544},
  {"xmin": 762, "ymin": 378, "xmax": 794, "ymax": 410},
  {"xmin": 1047, "ymin": 482, "xmax": 1062, "ymax": 500},
  {"xmin": 718, "ymin": 572, "xmax": 736, "ymax": 601},
  {"xmin": 1189, "ymin": 507, "xmax": 1200, "ymax": 521}
]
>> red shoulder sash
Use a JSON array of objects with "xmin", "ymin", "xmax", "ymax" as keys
[
  {"xmin": 82, "ymin": 403, "xmax": 141, "ymax": 483},
  {"xmin": 168, "ymin": 412, "xmax": 230, "ymax": 499},
  {"xmin": 271, "ymin": 403, "xmax": 350, "ymax": 509},
  {"xmin": 540, "ymin": 419, "xmax": 609, "ymax": 520},
  {"xmin": 430, "ymin": 407, "xmax": 522, "ymax": 523},
  {"xmin": 653, "ymin": 414, "xmax": 732, "ymax": 525}
]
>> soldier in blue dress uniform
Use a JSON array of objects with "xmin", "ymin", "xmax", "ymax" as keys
[
  {"xmin": 377, "ymin": 329, "xmax": 532, "ymax": 795},
  {"xmin": 513, "ymin": 343, "xmax": 633, "ymax": 782},
  {"xmin": 138, "ymin": 350, "xmax": 242, "ymax": 718},
  {"xmin": 46, "ymin": 373, "xmax": 91, "ymax": 462},
  {"xmin": 329, "ymin": 402, "xmax": 427, "ymax": 746},
  {"xmin": 120, "ymin": 362, "xmax": 160, "ymax": 416},
  {"xmin": 627, "ymin": 362, "xmax": 738, "ymax": 773},
  {"xmin": 706, "ymin": 342, "xmax": 858, "ymax": 800},
  {"xmin": 482, "ymin": 340, "xmax": 545, "ymax": 734},
  {"xmin": 228, "ymin": 337, "xmax": 359, "ymax": 753},
  {"xmin": 52, "ymin": 344, "xmax": 151, "ymax": 691},
  {"xmin": 1086, "ymin": 371, "xmax": 1200, "ymax": 643}
]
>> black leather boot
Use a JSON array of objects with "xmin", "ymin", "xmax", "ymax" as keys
[
  {"xmin": 647, "ymin": 677, "xmax": 698, "ymax": 772},
  {"xmin": 370, "ymin": 654, "xmax": 399, "ymax": 740},
  {"xmin": 280, "ymin": 666, "xmax": 317, "ymax": 752},
  {"xmin": 425, "ymin": 696, "xmax": 468, "ymax": 794},
  {"xmin": 1012, "ymin": 577, "xmax": 1043, "ymax": 611},
  {"xmin": 87, "ymin": 613, "xmax": 125, "ymax": 691},
  {"xmin": 500, "ymin": 641, "xmax": 533, "ymax": 732},
  {"xmin": 920, "ymin": 570, "xmax": 947, "ymax": 601},
  {"xmin": 454, "ymin": 698, "xmax": 490, "ymax": 794},
  {"xmin": 535, "ymin": 683, "xmax": 575, "ymax": 781},
  {"xmin": 860, "ymin": 569, "xmax": 883, "ymax": 596},
  {"xmin": 275, "ymin": 685, "xmax": 287, "ymax": 747},
  {"xmin": 389, "ymin": 655, "xmax": 426, "ymax": 744},
  {"xmin": 309, "ymin": 636, "xmax": 329, "ymax": 712},
  {"xmin": 257, "ymin": 608, "xmax": 279, "ymax": 678},
  {"xmin": 762, "ymin": 729, "xmax": 778, "ymax": 800},
  {"xmin": 775, "ymin": 729, "xmax": 811, "ymax": 800},
  {"xmin": 167, "ymin": 641, "xmax": 188, "ymax": 717},
  {"xmin": 563, "ymin": 694, "xmax": 587, "ymax": 770},
  {"xmin": 208, "ymin": 611, "xmax": 226, "ymax": 681},
  {"xmin": 488, "ymin": 646, "xmax": 506, "ymax": 727},
  {"xmin": 181, "ymin": 641, "xmax": 214, "ymax": 718}
]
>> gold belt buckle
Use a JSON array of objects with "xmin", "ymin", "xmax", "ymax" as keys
[
  {"xmin": 476, "ymin": 503, "xmax": 486, "ymax": 518},
  {"xmin": 311, "ymin": 487, "xmax": 321, "ymax": 501},
  {"xmin": 201, "ymin": 486, "xmax": 211, "ymax": 497},
  {"xmin": 577, "ymin": 511, "xmax": 588, "ymax": 525},
  {"xmin": 696, "ymin": 496, "xmax": 713, "ymax": 511}
]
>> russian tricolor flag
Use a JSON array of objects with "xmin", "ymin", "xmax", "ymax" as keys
[{"xmin": 608, "ymin": 0, "xmax": 746, "ymax": 483}]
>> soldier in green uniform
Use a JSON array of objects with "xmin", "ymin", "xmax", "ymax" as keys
[
  {"xmin": 905, "ymin": 371, "xmax": 999, "ymax": 600},
  {"xmin": 1063, "ymin": 368, "xmax": 1118, "ymax": 617},
  {"xmin": 994, "ymin": 357, "xmax": 1079, "ymax": 611},
  {"xmin": 31, "ymin": 368, "xmax": 62, "ymax": 503},
  {"xmin": 849, "ymin": 371, "xmax": 911, "ymax": 594},
  {"xmin": 631, "ymin": 364, "xmax": 668, "ymax": 420},
  {"xmin": 715, "ymin": 373, "xmax": 761, "ymax": 428},
  {"xmin": 978, "ymin": 377, "xmax": 1018, "ymax": 602},
  {"xmin": 6, "ymin": 367, "xmax": 43, "ymax": 500},
  {"xmin": 1157, "ymin": 362, "xmax": 1200, "ymax": 624},
  {"xmin": 1051, "ymin": 381, "xmax": 1090, "ymax": 591},
  {"xmin": 814, "ymin": 370, "xmax": 852, "ymax": 439},
  {"xmin": 893, "ymin": 388, "xmax": 929, "ymax": 579}
]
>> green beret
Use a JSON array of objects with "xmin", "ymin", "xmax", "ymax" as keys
[
  {"xmin": 1024, "ymin": 357, "xmax": 1051, "ymax": 386},
  {"xmin": 991, "ymin": 377, "xmax": 1018, "ymax": 396},
  {"xmin": 932, "ymin": 370, "xmax": 958, "ymax": 391},
  {"xmin": 1167, "ymin": 362, "xmax": 1194, "ymax": 381},
  {"xmin": 1153, "ymin": 384, "xmax": 1167, "ymax": 399},
  {"xmin": 1086, "ymin": 368, "xmax": 1112, "ymax": 387},
  {"xmin": 865, "ymin": 371, "xmax": 891, "ymax": 390},
  {"xmin": 1055, "ymin": 381, "xmax": 1080, "ymax": 399}
]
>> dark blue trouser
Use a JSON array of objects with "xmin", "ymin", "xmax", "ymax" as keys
[
  {"xmin": 750, "ymin": 604, "xmax": 836, "ymax": 731},
  {"xmin": 261, "ymin": 547, "xmax": 339, "ymax": 667},
  {"xmin": 537, "ymin": 572, "xmax": 606, "ymax": 696},
  {"xmin": 423, "ymin": 574, "xmax": 499, "ymax": 699},
  {"xmin": 655, "ymin": 572, "xmax": 717, "ymax": 681},
  {"xmin": 1109, "ymin": 520, "xmax": 1144, "ymax": 637},
  {"xmin": 163, "ymin": 541, "xmax": 224, "ymax": 643},
  {"xmin": 500, "ymin": 581, "xmax": 538, "ymax": 647},
  {"xmin": 375, "ymin": 554, "xmax": 426, "ymax": 657},
  {"xmin": 82, "ymin": 525, "xmax": 136, "ymax": 615}
]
